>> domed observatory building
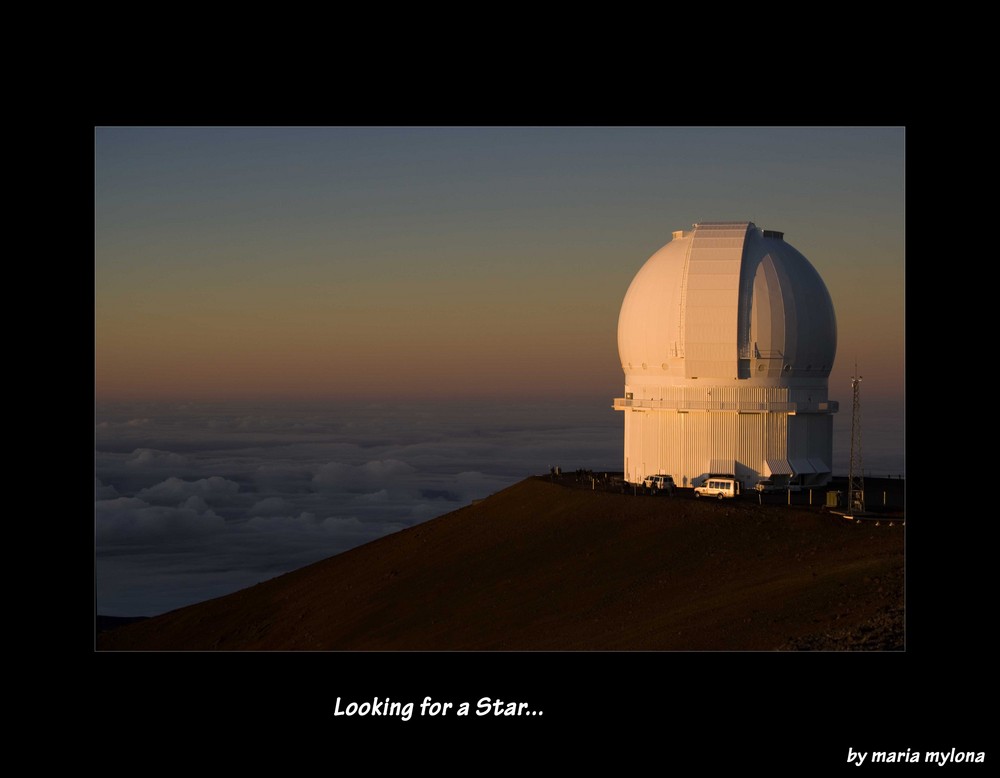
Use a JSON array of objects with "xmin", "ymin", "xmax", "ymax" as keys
[{"xmin": 613, "ymin": 222, "xmax": 838, "ymax": 490}]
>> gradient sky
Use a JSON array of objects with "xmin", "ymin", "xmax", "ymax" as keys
[{"xmin": 95, "ymin": 126, "xmax": 904, "ymax": 405}]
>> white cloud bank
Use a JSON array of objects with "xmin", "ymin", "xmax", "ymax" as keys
[{"xmin": 95, "ymin": 398, "xmax": 621, "ymax": 615}]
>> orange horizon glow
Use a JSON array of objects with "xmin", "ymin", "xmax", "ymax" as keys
[{"xmin": 96, "ymin": 127, "xmax": 904, "ymax": 406}]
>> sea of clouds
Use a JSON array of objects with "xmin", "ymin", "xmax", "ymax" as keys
[{"xmin": 95, "ymin": 398, "xmax": 622, "ymax": 616}]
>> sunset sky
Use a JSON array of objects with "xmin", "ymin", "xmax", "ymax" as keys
[
  {"xmin": 95, "ymin": 126, "xmax": 905, "ymax": 616},
  {"xmin": 95, "ymin": 126, "xmax": 904, "ymax": 405}
]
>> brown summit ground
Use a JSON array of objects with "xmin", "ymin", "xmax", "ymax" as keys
[{"xmin": 97, "ymin": 477, "xmax": 904, "ymax": 651}]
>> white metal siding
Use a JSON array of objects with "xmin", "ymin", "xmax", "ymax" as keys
[
  {"xmin": 683, "ymin": 223, "xmax": 748, "ymax": 379},
  {"xmin": 622, "ymin": 385, "xmax": 835, "ymax": 487}
]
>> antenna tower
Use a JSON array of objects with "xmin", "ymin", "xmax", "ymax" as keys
[{"xmin": 847, "ymin": 361, "xmax": 865, "ymax": 514}]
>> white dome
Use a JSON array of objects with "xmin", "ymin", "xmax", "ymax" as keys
[{"xmin": 618, "ymin": 222, "xmax": 836, "ymax": 384}]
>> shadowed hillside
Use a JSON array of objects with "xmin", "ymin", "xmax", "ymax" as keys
[{"xmin": 97, "ymin": 477, "xmax": 903, "ymax": 651}]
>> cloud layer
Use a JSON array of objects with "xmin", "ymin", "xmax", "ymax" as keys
[{"xmin": 95, "ymin": 398, "xmax": 622, "ymax": 616}]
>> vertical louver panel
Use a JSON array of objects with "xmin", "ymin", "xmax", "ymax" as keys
[{"xmin": 682, "ymin": 223, "xmax": 749, "ymax": 379}]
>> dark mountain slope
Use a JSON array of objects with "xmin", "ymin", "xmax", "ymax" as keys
[{"xmin": 98, "ymin": 477, "xmax": 903, "ymax": 651}]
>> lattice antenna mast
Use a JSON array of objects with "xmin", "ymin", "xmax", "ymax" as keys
[{"xmin": 847, "ymin": 361, "xmax": 865, "ymax": 513}]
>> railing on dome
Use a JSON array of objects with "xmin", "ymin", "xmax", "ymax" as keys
[
  {"xmin": 612, "ymin": 398, "xmax": 839, "ymax": 413},
  {"xmin": 739, "ymin": 345, "xmax": 785, "ymax": 360}
]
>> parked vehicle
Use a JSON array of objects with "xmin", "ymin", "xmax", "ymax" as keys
[
  {"xmin": 643, "ymin": 474, "xmax": 675, "ymax": 495},
  {"xmin": 695, "ymin": 477, "xmax": 739, "ymax": 500},
  {"xmin": 755, "ymin": 478, "xmax": 803, "ymax": 493}
]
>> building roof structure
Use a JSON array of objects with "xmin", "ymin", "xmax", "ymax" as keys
[{"xmin": 617, "ymin": 221, "xmax": 836, "ymax": 385}]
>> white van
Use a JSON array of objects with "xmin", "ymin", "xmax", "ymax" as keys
[{"xmin": 694, "ymin": 478, "xmax": 739, "ymax": 500}]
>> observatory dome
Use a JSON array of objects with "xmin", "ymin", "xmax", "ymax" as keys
[
  {"xmin": 618, "ymin": 222, "xmax": 836, "ymax": 384},
  {"xmin": 613, "ymin": 221, "xmax": 838, "ymax": 489}
]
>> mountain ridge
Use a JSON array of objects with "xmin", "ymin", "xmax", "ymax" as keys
[{"xmin": 97, "ymin": 476, "xmax": 903, "ymax": 651}]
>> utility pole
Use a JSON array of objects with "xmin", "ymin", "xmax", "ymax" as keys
[{"xmin": 847, "ymin": 361, "xmax": 865, "ymax": 514}]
